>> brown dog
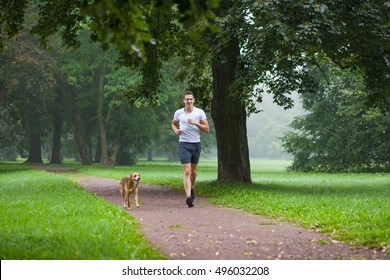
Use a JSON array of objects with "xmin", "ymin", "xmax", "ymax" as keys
[{"xmin": 119, "ymin": 172, "xmax": 141, "ymax": 209}]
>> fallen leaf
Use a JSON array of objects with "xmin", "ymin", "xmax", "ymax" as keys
[{"xmin": 246, "ymin": 240, "xmax": 258, "ymax": 245}]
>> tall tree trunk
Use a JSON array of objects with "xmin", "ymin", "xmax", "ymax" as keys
[
  {"xmin": 69, "ymin": 86, "xmax": 91, "ymax": 165},
  {"xmin": 211, "ymin": 36, "xmax": 251, "ymax": 183},
  {"xmin": 147, "ymin": 149, "xmax": 153, "ymax": 161},
  {"xmin": 26, "ymin": 129, "xmax": 43, "ymax": 163},
  {"xmin": 106, "ymin": 103, "xmax": 126, "ymax": 165},
  {"xmin": 26, "ymin": 102, "xmax": 43, "ymax": 164},
  {"xmin": 96, "ymin": 59, "xmax": 124, "ymax": 167},
  {"xmin": 108, "ymin": 135, "xmax": 122, "ymax": 165},
  {"xmin": 96, "ymin": 59, "xmax": 111, "ymax": 167},
  {"xmin": 94, "ymin": 136, "xmax": 101, "ymax": 163},
  {"xmin": 50, "ymin": 86, "xmax": 63, "ymax": 164},
  {"xmin": 72, "ymin": 106, "xmax": 92, "ymax": 165}
]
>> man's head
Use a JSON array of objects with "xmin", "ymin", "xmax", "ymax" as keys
[{"xmin": 183, "ymin": 91, "xmax": 195, "ymax": 107}]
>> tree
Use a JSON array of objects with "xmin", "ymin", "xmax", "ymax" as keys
[
  {"xmin": 281, "ymin": 63, "xmax": 390, "ymax": 172},
  {"xmin": 211, "ymin": 7, "xmax": 251, "ymax": 182},
  {"xmin": 2, "ymin": 0, "xmax": 388, "ymax": 180},
  {"xmin": 102, "ymin": 65, "xmax": 158, "ymax": 166},
  {"xmin": 0, "ymin": 0, "xmax": 252, "ymax": 180},
  {"xmin": 55, "ymin": 34, "xmax": 97, "ymax": 165},
  {"xmin": 0, "ymin": 32, "xmax": 57, "ymax": 163},
  {"xmin": 169, "ymin": 1, "xmax": 252, "ymax": 182},
  {"xmin": 49, "ymin": 84, "xmax": 64, "ymax": 164},
  {"xmin": 179, "ymin": 0, "xmax": 389, "ymax": 181},
  {"xmin": 243, "ymin": 0, "xmax": 389, "ymax": 110}
]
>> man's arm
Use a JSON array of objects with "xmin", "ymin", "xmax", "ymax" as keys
[
  {"xmin": 171, "ymin": 119, "xmax": 183, "ymax": 135},
  {"xmin": 188, "ymin": 118, "xmax": 210, "ymax": 133}
]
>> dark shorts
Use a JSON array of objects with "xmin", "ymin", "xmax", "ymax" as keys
[{"xmin": 178, "ymin": 142, "xmax": 201, "ymax": 164}]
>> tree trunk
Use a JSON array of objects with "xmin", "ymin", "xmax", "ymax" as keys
[
  {"xmin": 96, "ymin": 59, "xmax": 123, "ymax": 168},
  {"xmin": 108, "ymin": 136, "xmax": 121, "ymax": 165},
  {"xmin": 25, "ymin": 103, "xmax": 43, "ymax": 164},
  {"xmin": 26, "ymin": 130, "xmax": 43, "ymax": 163},
  {"xmin": 50, "ymin": 86, "xmax": 63, "ymax": 164},
  {"xmin": 69, "ymin": 86, "xmax": 91, "ymax": 165},
  {"xmin": 147, "ymin": 149, "xmax": 153, "ymax": 161},
  {"xmin": 94, "ymin": 136, "xmax": 101, "ymax": 163},
  {"xmin": 211, "ymin": 36, "xmax": 251, "ymax": 183},
  {"xmin": 96, "ymin": 59, "xmax": 111, "ymax": 167}
]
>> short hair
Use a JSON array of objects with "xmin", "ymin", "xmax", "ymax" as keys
[{"xmin": 183, "ymin": 90, "xmax": 194, "ymax": 98}]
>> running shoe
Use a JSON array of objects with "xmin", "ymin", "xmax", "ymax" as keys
[{"xmin": 186, "ymin": 196, "xmax": 194, "ymax": 208}]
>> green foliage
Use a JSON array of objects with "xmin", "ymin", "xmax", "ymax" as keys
[
  {"xmin": 80, "ymin": 0, "xmax": 218, "ymax": 57},
  {"xmin": 80, "ymin": 0, "xmax": 151, "ymax": 55},
  {"xmin": 0, "ymin": 0, "xmax": 218, "ymax": 55},
  {"xmin": 243, "ymin": 0, "xmax": 390, "ymax": 111},
  {"xmin": 281, "ymin": 63, "xmax": 390, "ymax": 172},
  {"xmin": 0, "ymin": 32, "xmax": 57, "ymax": 158},
  {"xmin": 2, "ymin": 0, "xmax": 388, "ymax": 181},
  {"xmin": 31, "ymin": 0, "xmax": 86, "ymax": 49},
  {"xmin": 0, "ymin": 0, "xmax": 29, "ymax": 50},
  {"xmin": 0, "ymin": 164, "xmax": 163, "ymax": 259}
]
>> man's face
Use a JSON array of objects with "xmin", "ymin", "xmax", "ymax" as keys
[{"xmin": 183, "ymin": 95, "xmax": 195, "ymax": 107}]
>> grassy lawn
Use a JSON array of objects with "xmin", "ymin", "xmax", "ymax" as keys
[
  {"xmin": 1, "ymin": 158, "xmax": 389, "ymax": 258},
  {"xmin": 0, "ymin": 163, "xmax": 163, "ymax": 260},
  {"xmin": 71, "ymin": 158, "xmax": 390, "ymax": 253}
]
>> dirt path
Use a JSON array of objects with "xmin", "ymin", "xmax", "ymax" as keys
[{"xmin": 36, "ymin": 166, "xmax": 388, "ymax": 260}]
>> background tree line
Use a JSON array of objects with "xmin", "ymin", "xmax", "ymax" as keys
[
  {"xmin": 0, "ymin": 26, "xmax": 215, "ymax": 165},
  {"xmin": 1, "ymin": 0, "xmax": 389, "ymax": 179}
]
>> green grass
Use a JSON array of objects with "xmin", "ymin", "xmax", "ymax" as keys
[
  {"xmin": 2, "ymin": 159, "xmax": 389, "ymax": 258},
  {"xmin": 0, "ymin": 163, "xmax": 164, "ymax": 260},
  {"xmin": 71, "ymin": 158, "xmax": 390, "ymax": 253}
]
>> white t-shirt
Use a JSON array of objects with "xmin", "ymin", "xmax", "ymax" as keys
[{"xmin": 174, "ymin": 107, "xmax": 207, "ymax": 143}]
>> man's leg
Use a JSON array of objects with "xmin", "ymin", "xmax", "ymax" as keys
[
  {"xmin": 190, "ymin": 163, "xmax": 197, "ymax": 199},
  {"xmin": 190, "ymin": 163, "xmax": 198, "ymax": 188},
  {"xmin": 182, "ymin": 163, "xmax": 192, "ymax": 198}
]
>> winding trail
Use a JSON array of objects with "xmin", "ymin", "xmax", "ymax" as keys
[
  {"xmin": 35, "ymin": 165, "xmax": 388, "ymax": 260},
  {"xmin": 78, "ymin": 176, "xmax": 387, "ymax": 260}
]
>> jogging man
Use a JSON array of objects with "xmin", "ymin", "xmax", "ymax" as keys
[{"xmin": 171, "ymin": 91, "xmax": 210, "ymax": 207}]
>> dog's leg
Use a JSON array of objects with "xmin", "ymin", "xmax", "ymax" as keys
[
  {"xmin": 123, "ymin": 190, "xmax": 129, "ymax": 209},
  {"xmin": 126, "ymin": 191, "xmax": 131, "ymax": 209},
  {"xmin": 135, "ymin": 187, "xmax": 140, "ymax": 208}
]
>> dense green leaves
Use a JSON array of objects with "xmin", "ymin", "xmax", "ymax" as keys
[
  {"xmin": 282, "ymin": 63, "xmax": 390, "ymax": 172},
  {"xmin": 1, "ymin": 0, "xmax": 389, "ymax": 176},
  {"xmin": 0, "ymin": 32, "xmax": 57, "ymax": 160},
  {"xmin": 80, "ymin": 0, "xmax": 151, "ymax": 55},
  {"xmin": 31, "ymin": 0, "xmax": 86, "ymax": 48},
  {"xmin": 242, "ymin": 0, "xmax": 390, "ymax": 111},
  {"xmin": 0, "ymin": 0, "xmax": 29, "ymax": 50}
]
